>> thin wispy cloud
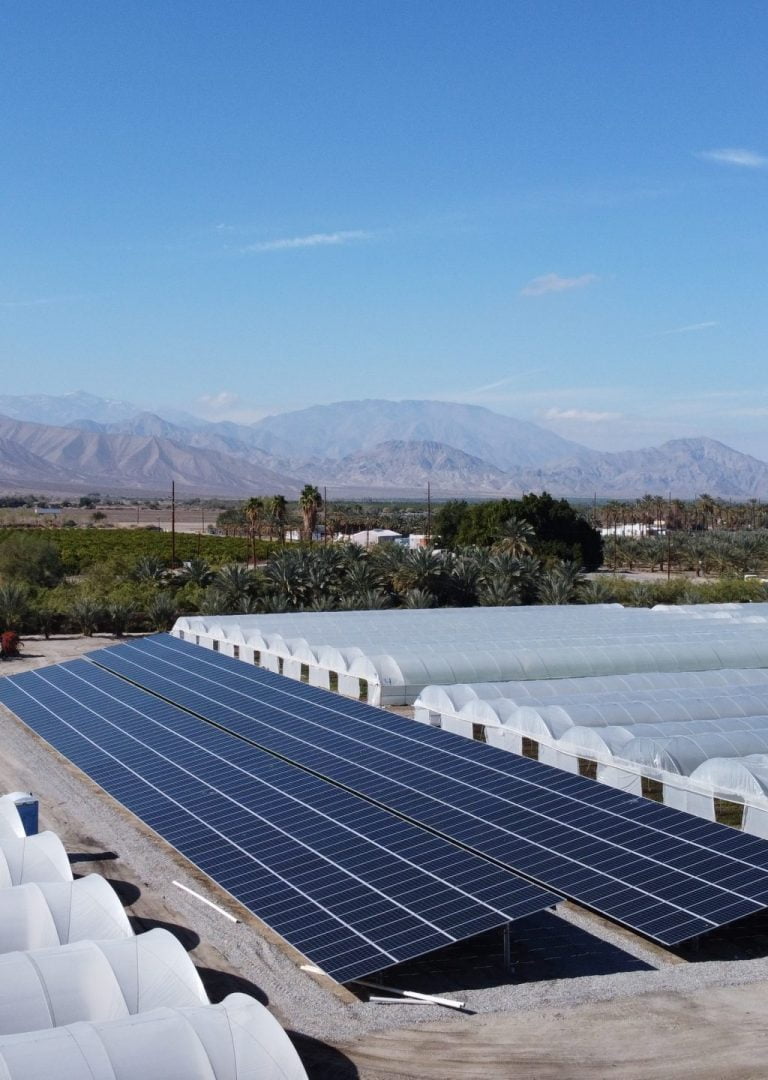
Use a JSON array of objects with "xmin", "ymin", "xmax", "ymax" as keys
[
  {"xmin": 657, "ymin": 320, "xmax": 719, "ymax": 336},
  {"xmin": 0, "ymin": 296, "xmax": 64, "ymax": 309},
  {"xmin": 243, "ymin": 230, "xmax": 372, "ymax": 253},
  {"xmin": 196, "ymin": 390, "xmax": 268, "ymax": 423},
  {"xmin": 697, "ymin": 148, "xmax": 768, "ymax": 168},
  {"xmin": 462, "ymin": 372, "xmax": 544, "ymax": 396},
  {"xmin": 520, "ymin": 272, "xmax": 598, "ymax": 297},
  {"xmin": 542, "ymin": 407, "xmax": 622, "ymax": 423}
]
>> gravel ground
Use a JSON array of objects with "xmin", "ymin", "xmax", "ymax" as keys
[{"xmin": 5, "ymin": 637, "xmax": 768, "ymax": 1078}]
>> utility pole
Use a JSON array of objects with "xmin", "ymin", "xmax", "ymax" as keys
[
  {"xmin": 667, "ymin": 491, "xmax": 672, "ymax": 581},
  {"xmin": 323, "ymin": 486, "xmax": 328, "ymax": 544},
  {"xmin": 171, "ymin": 481, "xmax": 176, "ymax": 569},
  {"xmin": 426, "ymin": 482, "xmax": 432, "ymax": 547}
]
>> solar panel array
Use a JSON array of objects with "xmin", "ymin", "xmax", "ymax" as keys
[
  {"xmin": 0, "ymin": 659, "xmax": 553, "ymax": 984},
  {"xmin": 86, "ymin": 634, "xmax": 768, "ymax": 945}
]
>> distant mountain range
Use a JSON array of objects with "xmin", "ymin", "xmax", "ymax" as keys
[{"xmin": 0, "ymin": 393, "xmax": 767, "ymax": 499}]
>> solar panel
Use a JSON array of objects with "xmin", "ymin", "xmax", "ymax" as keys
[
  {"xmin": 0, "ymin": 660, "xmax": 553, "ymax": 984},
  {"xmin": 88, "ymin": 634, "xmax": 768, "ymax": 944}
]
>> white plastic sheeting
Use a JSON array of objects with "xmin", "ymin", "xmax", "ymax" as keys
[
  {"xmin": 0, "ymin": 875, "xmax": 132, "ymax": 953},
  {"xmin": 0, "ymin": 833, "xmax": 72, "ymax": 887},
  {"xmin": 174, "ymin": 607, "xmax": 768, "ymax": 705},
  {"xmin": 653, "ymin": 602, "xmax": 768, "ymax": 624},
  {"xmin": 560, "ymin": 715, "xmax": 768, "ymax": 761},
  {"xmin": 689, "ymin": 754, "xmax": 768, "ymax": 801},
  {"xmin": 0, "ymin": 800, "xmax": 25, "ymax": 840},
  {"xmin": 0, "ymin": 993, "xmax": 308, "ymax": 1080},
  {"xmin": 414, "ymin": 666, "xmax": 768, "ymax": 720},
  {"xmin": 0, "ymin": 928, "xmax": 207, "ymax": 1035},
  {"xmin": 621, "ymin": 731, "xmax": 768, "ymax": 776}
]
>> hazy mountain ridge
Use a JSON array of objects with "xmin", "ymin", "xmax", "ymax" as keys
[
  {"xmin": 1, "ymin": 393, "xmax": 768, "ymax": 498},
  {"xmin": 248, "ymin": 398, "xmax": 583, "ymax": 469},
  {"xmin": 512, "ymin": 438, "xmax": 768, "ymax": 499},
  {"xmin": 325, "ymin": 440, "xmax": 512, "ymax": 491},
  {"xmin": 0, "ymin": 416, "xmax": 300, "ymax": 497}
]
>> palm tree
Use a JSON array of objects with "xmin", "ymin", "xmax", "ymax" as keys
[
  {"xmin": 266, "ymin": 495, "xmax": 288, "ymax": 543},
  {"xmin": 536, "ymin": 561, "xmax": 584, "ymax": 605},
  {"xmin": 263, "ymin": 549, "xmax": 309, "ymax": 608},
  {"xmin": 107, "ymin": 602, "xmax": 133, "ymax": 637},
  {"xmin": 401, "ymin": 588, "xmax": 436, "ymax": 608},
  {"xmin": 581, "ymin": 578, "xmax": 618, "ymax": 604},
  {"xmin": 697, "ymin": 493, "xmax": 718, "ymax": 532},
  {"xmin": 477, "ymin": 576, "xmax": 521, "ymax": 606},
  {"xmin": 243, "ymin": 497, "xmax": 265, "ymax": 564},
  {"xmin": 147, "ymin": 592, "xmax": 178, "ymax": 631},
  {"xmin": 391, "ymin": 549, "xmax": 445, "ymax": 596},
  {"xmin": 133, "ymin": 555, "xmax": 167, "ymax": 584},
  {"xmin": 204, "ymin": 563, "xmax": 257, "ymax": 612},
  {"xmin": 0, "ymin": 581, "xmax": 29, "ymax": 631},
  {"xmin": 177, "ymin": 557, "xmax": 214, "ymax": 588},
  {"xmin": 494, "ymin": 516, "xmax": 536, "ymax": 557},
  {"xmin": 69, "ymin": 595, "xmax": 102, "ymax": 636},
  {"xmin": 299, "ymin": 485, "xmax": 323, "ymax": 543},
  {"xmin": 338, "ymin": 589, "xmax": 390, "ymax": 610}
]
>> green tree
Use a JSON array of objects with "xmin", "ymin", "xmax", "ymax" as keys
[
  {"xmin": 0, "ymin": 533, "xmax": 65, "ymax": 587},
  {"xmin": 433, "ymin": 500, "xmax": 469, "ymax": 548}
]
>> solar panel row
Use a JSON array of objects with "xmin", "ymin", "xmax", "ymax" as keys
[
  {"xmin": 87, "ymin": 634, "xmax": 768, "ymax": 944},
  {"xmin": 0, "ymin": 660, "xmax": 553, "ymax": 983}
]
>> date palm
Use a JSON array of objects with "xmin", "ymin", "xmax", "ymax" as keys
[
  {"xmin": 266, "ymin": 494, "xmax": 288, "ymax": 543},
  {"xmin": 298, "ymin": 485, "xmax": 323, "ymax": 543},
  {"xmin": 243, "ymin": 497, "xmax": 265, "ymax": 564},
  {"xmin": 493, "ymin": 516, "xmax": 536, "ymax": 558},
  {"xmin": 536, "ymin": 561, "xmax": 584, "ymax": 605}
]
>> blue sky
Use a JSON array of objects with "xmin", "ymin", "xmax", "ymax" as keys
[{"xmin": 2, "ymin": 1, "xmax": 768, "ymax": 456}]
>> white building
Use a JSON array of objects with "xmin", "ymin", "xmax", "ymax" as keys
[{"xmin": 348, "ymin": 528, "xmax": 402, "ymax": 548}]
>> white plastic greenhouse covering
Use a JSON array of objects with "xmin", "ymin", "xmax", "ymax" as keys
[
  {"xmin": 0, "ymin": 875, "xmax": 132, "ymax": 953},
  {"xmin": 0, "ymin": 993, "xmax": 308, "ymax": 1080},
  {"xmin": 0, "ymin": 800, "xmax": 25, "ymax": 840},
  {"xmin": 653, "ymin": 602, "xmax": 768, "ymax": 623},
  {"xmin": 690, "ymin": 754, "xmax": 768, "ymax": 800},
  {"xmin": 0, "ymin": 833, "xmax": 72, "ymax": 888},
  {"xmin": 413, "ymin": 669, "xmax": 768, "ymax": 726},
  {"xmin": 0, "ymin": 928, "xmax": 207, "ymax": 1035},
  {"xmin": 174, "ymin": 606, "xmax": 768, "ymax": 705},
  {"xmin": 620, "ymin": 730, "xmax": 768, "ymax": 776}
]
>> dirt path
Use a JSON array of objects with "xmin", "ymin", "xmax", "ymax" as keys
[{"xmin": 342, "ymin": 981, "xmax": 768, "ymax": 1079}]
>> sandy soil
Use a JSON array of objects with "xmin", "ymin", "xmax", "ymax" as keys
[{"xmin": 342, "ymin": 981, "xmax": 768, "ymax": 1079}]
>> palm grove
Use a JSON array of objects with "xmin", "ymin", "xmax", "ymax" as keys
[{"xmin": 3, "ymin": 489, "xmax": 768, "ymax": 638}]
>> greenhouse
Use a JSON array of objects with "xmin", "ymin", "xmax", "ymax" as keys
[
  {"xmin": 0, "ymin": 798, "xmax": 26, "ymax": 840},
  {"xmin": 174, "ymin": 606, "xmax": 768, "ymax": 705},
  {"xmin": 0, "ymin": 928, "xmax": 208, "ymax": 1035},
  {"xmin": 413, "ymin": 668, "xmax": 768, "ymax": 725},
  {"xmin": 690, "ymin": 754, "xmax": 768, "ymax": 801},
  {"xmin": 0, "ymin": 833, "xmax": 72, "ymax": 887},
  {"xmin": 620, "ymin": 730, "xmax": 768, "ymax": 777},
  {"xmin": 0, "ymin": 993, "xmax": 308, "ymax": 1080},
  {"xmin": 0, "ymin": 876, "xmax": 133, "ymax": 954}
]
